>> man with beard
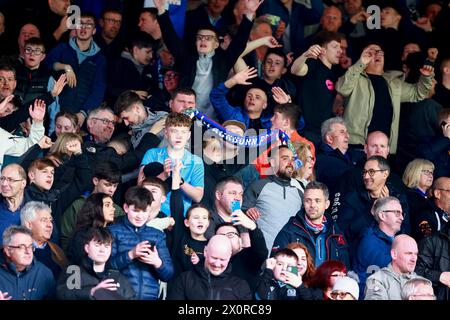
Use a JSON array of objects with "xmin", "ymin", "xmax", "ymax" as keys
[
  {"xmin": 272, "ymin": 181, "xmax": 349, "ymax": 268},
  {"xmin": 243, "ymin": 145, "xmax": 304, "ymax": 251},
  {"xmin": 95, "ymin": 9, "xmax": 125, "ymax": 64}
]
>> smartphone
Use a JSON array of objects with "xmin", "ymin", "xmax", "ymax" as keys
[
  {"xmin": 106, "ymin": 269, "xmax": 121, "ymax": 282},
  {"xmin": 231, "ymin": 200, "xmax": 241, "ymax": 213},
  {"xmin": 287, "ymin": 265, "xmax": 299, "ymax": 276}
]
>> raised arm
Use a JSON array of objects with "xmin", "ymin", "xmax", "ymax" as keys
[{"xmin": 291, "ymin": 44, "xmax": 324, "ymax": 76}]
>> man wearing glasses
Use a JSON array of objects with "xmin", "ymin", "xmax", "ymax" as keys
[
  {"xmin": 0, "ymin": 226, "xmax": 55, "ymax": 300},
  {"xmin": 95, "ymin": 9, "xmax": 125, "ymax": 63},
  {"xmin": 0, "ymin": 164, "xmax": 27, "ymax": 239},
  {"xmin": 335, "ymin": 155, "xmax": 410, "ymax": 257},
  {"xmin": 353, "ymin": 196, "xmax": 405, "ymax": 297},
  {"xmin": 413, "ymin": 177, "xmax": 450, "ymax": 240},
  {"xmin": 45, "ymin": 12, "xmax": 106, "ymax": 129}
]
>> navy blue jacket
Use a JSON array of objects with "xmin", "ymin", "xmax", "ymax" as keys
[
  {"xmin": 315, "ymin": 143, "xmax": 364, "ymax": 199},
  {"xmin": 272, "ymin": 210, "xmax": 350, "ymax": 269},
  {"xmin": 419, "ymin": 135, "xmax": 450, "ymax": 179},
  {"xmin": 44, "ymin": 41, "xmax": 106, "ymax": 114},
  {"xmin": 352, "ymin": 226, "xmax": 393, "ymax": 295},
  {"xmin": 334, "ymin": 184, "xmax": 411, "ymax": 257},
  {"xmin": 0, "ymin": 255, "xmax": 55, "ymax": 300},
  {"xmin": 108, "ymin": 217, "xmax": 174, "ymax": 300},
  {"xmin": 257, "ymin": 0, "xmax": 323, "ymax": 55}
]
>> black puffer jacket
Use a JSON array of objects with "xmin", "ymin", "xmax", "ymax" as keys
[
  {"xmin": 416, "ymin": 223, "xmax": 450, "ymax": 300},
  {"xmin": 56, "ymin": 258, "xmax": 135, "ymax": 300},
  {"xmin": 167, "ymin": 263, "xmax": 252, "ymax": 300}
]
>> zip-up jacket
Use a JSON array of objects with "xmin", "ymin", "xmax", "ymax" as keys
[
  {"xmin": 108, "ymin": 217, "xmax": 174, "ymax": 300},
  {"xmin": 272, "ymin": 210, "xmax": 350, "ymax": 269}
]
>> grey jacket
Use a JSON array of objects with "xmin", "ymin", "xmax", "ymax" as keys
[
  {"xmin": 242, "ymin": 175, "xmax": 303, "ymax": 251},
  {"xmin": 364, "ymin": 263, "xmax": 424, "ymax": 300}
]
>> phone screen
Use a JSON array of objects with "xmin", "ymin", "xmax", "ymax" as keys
[
  {"xmin": 287, "ymin": 265, "xmax": 298, "ymax": 275},
  {"xmin": 231, "ymin": 200, "xmax": 241, "ymax": 213}
]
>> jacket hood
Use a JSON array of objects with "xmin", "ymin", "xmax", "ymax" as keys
[{"xmin": 69, "ymin": 37, "xmax": 101, "ymax": 64}]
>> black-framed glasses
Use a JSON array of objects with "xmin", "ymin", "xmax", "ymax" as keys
[
  {"xmin": 0, "ymin": 176, "xmax": 24, "ymax": 184},
  {"xmin": 8, "ymin": 244, "xmax": 35, "ymax": 252},
  {"xmin": 196, "ymin": 34, "xmax": 217, "ymax": 42},
  {"xmin": 219, "ymin": 232, "xmax": 239, "ymax": 239},
  {"xmin": 330, "ymin": 291, "xmax": 351, "ymax": 299},
  {"xmin": 103, "ymin": 18, "xmax": 122, "ymax": 25},
  {"xmin": 24, "ymin": 47, "xmax": 44, "ymax": 56},
  {"xmin": 421, "ymin": 169, "xmax": 434, "ymax": 176},
  {"xmin": 381, "ymin": 210, "xmax": 403, "ymax": 218},
  {"xmin": 362, "ymin": 169, "xmax": 386, "ymax": 177},
  {"xmin": 92, "ymin": 117, "xmax": 117, "ymax": 126}
]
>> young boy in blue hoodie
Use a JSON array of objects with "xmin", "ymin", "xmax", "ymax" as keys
[{"xmin": 45, "ymin": 12, "xmax": 106, "ymax": 127}]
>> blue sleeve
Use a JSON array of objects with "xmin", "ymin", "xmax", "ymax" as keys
[
  {"xmin": 82, "ymin": 56, "xmax": 106, "ymax": 112},
  {"xmin": 301, "ymin": 0, "xmax": 323, "ymax": 25},
  {"xmin": 108, "ymin": 228, "xmax": 133, "ymax": 271},
  {"xmin": 210, "ymin": 83, "xmax": 246, "ymax": 123},
  {"xmin": 141, "ymin": 149, "xmax": 158, "ymax": 166},
  {"xmin": 188, "ymin": 157, "xmax": 204, "ymax": 187},
  {"xmin": 44, "ymin": 44, "xmax": 64, "ymax": 72},
  {"xmin": 154, "ymin": 232, "xmax": 174, "ymax": 282}
]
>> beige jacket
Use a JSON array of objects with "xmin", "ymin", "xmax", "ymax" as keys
[{"xmin": 336, "ymin": 59, "xmax": 433, "ymax": 153}]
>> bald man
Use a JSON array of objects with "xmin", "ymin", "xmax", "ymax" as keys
[
  {"xmin": 365, "ymin": 235, "xmax": 425, "ymax": 300},
  {"xmin": 0, "ymin": 164, "xmax": 27, "ymax": 242},
  {"xmin": 412, "ymin": 177, "xmax": 450, "ymax": 241},
  {"xmin": 167, "ymin": 235, "xmax": 252, "ymax": 300}
]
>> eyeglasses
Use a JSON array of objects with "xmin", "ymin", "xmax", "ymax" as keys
[
  {"xmin": 219, "ymin": 232, "xmax": 239, "ymax": 239},
  {"xmin": 92, "ymin": 117, "xmax": 117, "ymax": 126},
  {"xmin": 77, "ymin": 22, "xmax": 95, "ymax": 29},
  {"xmin": 196, "ymin": 34, "xmax": 217, "ymax": 42},
  {"xmin": 8, "ymin": 244, "xmax": 35, "ymax": 252},
  {"xmin": 381, "ymin": 209, "xmax": 403, "ymax": 218},
  {"xmin": 103, "ymin": 18, "xmax": 122, "ymax": 25},
  {"xmin": 24, "ymin": 47, "xmax": 44, "ymax": 56},
  {"xmin": 421, "ymin": 169, "xmax": 434, "ymax": 176},
  {"xmin": 362, "ymin": 169, "xmax": 386, "ymax": 177},
  {"xmin": 330, "ymin": 291, "xmax": 352, "ymax": 299},
  {"xmin": 371, "ymin": 49, "xmax": 385, "ymax": 56},
  {"xmin": 0, "ymin": 176, "xmax": 24, "ymax": 184}
]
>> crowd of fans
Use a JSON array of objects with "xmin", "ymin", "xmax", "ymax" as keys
[{"xmin": 0, "ymin": 0, "xmax": 449, "ymax": 301}]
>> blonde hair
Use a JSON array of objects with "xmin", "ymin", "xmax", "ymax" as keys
[
  {"xmin": 48, "ymin": 132, "xmax": 83, "ymax": 159},
  {"xmin": 402, "ymin": 158, "xmax": 434, "ymax": 189},
  {"xmin": 293, "ymin": 141, "xmax": 316, "ymax": 181}
]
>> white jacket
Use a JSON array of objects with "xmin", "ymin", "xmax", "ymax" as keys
[{"xmin": 0, "ymin": 122, "xmax": 45, "ymax": 170}]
